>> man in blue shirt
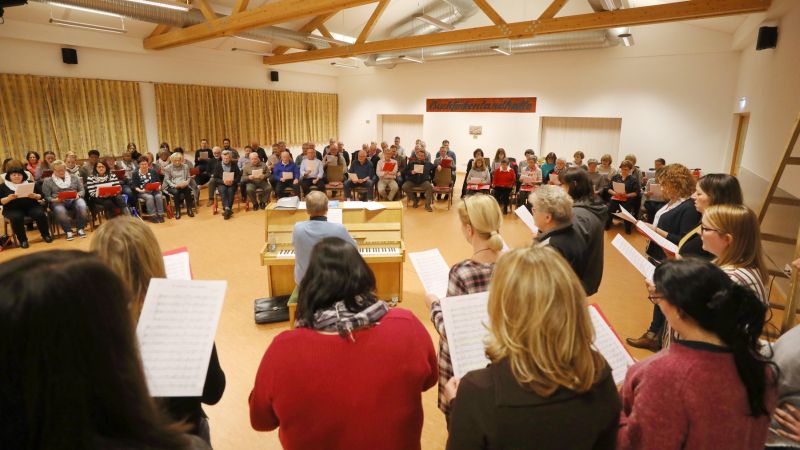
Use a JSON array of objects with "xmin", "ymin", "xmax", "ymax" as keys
[{"xmin": 344, "ymin": 150, "xmax": 375, "ymax": 201}]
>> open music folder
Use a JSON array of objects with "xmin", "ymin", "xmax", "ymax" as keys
[
  {"xmin": 136, "ymin": 279, "xmax": 226, "ymax": 397},
  {"xmin": 440, "ymin": 294, "xmax": 636, "ymax": 383}
]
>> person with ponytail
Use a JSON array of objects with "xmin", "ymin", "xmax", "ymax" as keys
[
  {"xmin": 425, "ymin": 194, "xmax": 504, "ymax": 417},
  {"xmin": 618, "ymin": 258, "xmax": 777, "ymax": 450}
]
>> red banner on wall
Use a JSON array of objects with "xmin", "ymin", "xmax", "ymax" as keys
[{"xmin": 426, "ymin": 97, "xmax": 537, "ymax": 113}]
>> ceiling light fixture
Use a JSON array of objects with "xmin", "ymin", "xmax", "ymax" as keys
[
  {"xmin": 48, "ymin": 1, "xmax": 121, "ymax": 17},
  {"xmin": 49, "ymin": 17, "xmax": 126, "ymax": 33},
  {"xmin": 231, "ymin": 47, "xmax": 273, "ymax": 56},
  {"xmin": 400, "ymin": 55, "xmax": 423, "ymax": 64},
  {"xmin": 234, "ymin": 35, "xmax": 272, "ymax": 45},
  {"xmin": 490, "ymin": 45, "xmax": 511, "ymax": 56},
  {"xmin": 330, "ymin": 62, "xmax": 358, "ymax": 69},
  {"xmin": 121, "ymin": 0, "xmax": 189, "ymax": 12},
  {"xmin": 413, "ymin": 14, "xmax": 454, "ymax": 31},
  {"xmin": 618, "ymin": 32, "xmax": 634, "ymax": 46}
]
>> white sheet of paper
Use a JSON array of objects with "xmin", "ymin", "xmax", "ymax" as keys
[
  {"xmin": 348, "ymin": 173, "xmax": 359, "ymax": 181},
  {"xmin": 469, "ymin": 177, "xmax": 481, "ymax": 184},
  {"xmin": 588, "ymin": 304, "xmax": 636, "ymax": 385},
  {"xmin": 440, "ymin": 291, "xmax": 491, "ymax": 378},
  {"xmin": 514, "ymin": 205, "xmax": 539, "ymax": 233},
  {"xmin": 328, "ymin": 208, "xmax": 343, "ymax": 224},
  {"xmin": 281, "ymin": 171, "xmax": 293, "ymax": 181},
  {"xmin": 613, "ymin": 205, "xmax": 638, "ymax": 223},
  {"xmin": 408, "ymin": 249, "xmax": 450, "ymax": 299},
  {"xmin": 13, "ymin": 183, "xmax": 35, "ymax": 197},
  {"xmin": 342, "ymin": 201, "xmax": 365, "ymax": 209},
  {"xmin": 297, "ymin": 201, "xmax": 307, "ymax": 210},
  {"xmin": 648, "ymin": 183, "xmax": 662, "ymax": 197},
  {"xmin": 613, "ymin": 181, "xmax": 626, "ymax": 194},
  {"xmin": 222, "ymin": 172, "xmax": 234, "ymax": 182},
  {"xmin": 307, "ymin": 160, "xmax": 317, "ymax": 172},
  {"xmin": 365, "ymin": 202, "xmax": 386, "ymax": 211},
  {"xmin": 163, "ymin": 252, "xmax": 192, "ymax": 280},
  {"xmin": 636, "ymin": 221, "xmax": 678, "ymax": 254},
  {"xmin": 549, "ymin": 173, "xmax": 561, "ymax": 184},
  {"xmin": 136, "ymin": 279, "xmax": 226, "ymax": 397},
  {"xmin": 413, "ymin": 164, "xmax": 424, "ymax": 174},
  {"xmin": 251, "ymin": 169, "xmax": 263, "ymax": 178},
  {"xmin": 611, "ymin": 234, "xmax": 655, "ymax": 280}
]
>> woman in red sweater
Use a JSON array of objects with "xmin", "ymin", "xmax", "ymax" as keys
[
  {"xmin": 618, "ymin": 258, "xmax": 776, "ymax": 450},
  {"xmin": 249, "ymin": 237, "xmax": 438, "ymax": 450},
  {"xmin": 492, "ymin": 158, "xmax": 517, "ymax": 214}
]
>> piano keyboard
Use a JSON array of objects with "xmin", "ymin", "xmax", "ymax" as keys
[{"xmin": 276, "ymin": 247, "xmax": 400, "ymax": 258}]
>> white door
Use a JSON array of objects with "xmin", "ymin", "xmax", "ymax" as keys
[
  {"xmin": 380, "ymin": 114, "xmax": 423, "ymax": 156},
  {"xmin": 540, "ymin": 116, "xmax": 622, "ymax": 161}
]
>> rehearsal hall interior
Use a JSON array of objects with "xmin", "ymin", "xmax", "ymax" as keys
[{"xmin": 2, "ymin": 0, "xmax": 800, "ymax": 449}]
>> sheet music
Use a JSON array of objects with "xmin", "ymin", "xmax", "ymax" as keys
[
  {"xmin": 549, "ymin": 173, "xmax": 561, "ymax": 184},
  {"xmin": 136, "ymin": 279, "xmax": 226, "ymax": 397},
  {"xmin": 307, "ymin": 160, "xmax": 317, "ymax": 172},
  {"xmin": 328, "ymin": 208, "xmax": 343, "ymax": 224},
  {"xmin": 440, "ymin": 291, "xmax": 491, "ymax": 378},
  {"xmin": 281, "ymin": 172, "xmax": 293, "ymax": 180},
  {"xmin": 588, "ymin": 304, "xmax": 636, "ymax": 385},
  {"xmin": 636, "ymin": 221, "xmax": 678, "ymax": 254},
  {"xmin": 613, "ymin": 205, "xmax": 638, "ymax": 223},
  {"xmin": 348, "ymin": 173, "xmax": 359, "ymax": 181},
  {"xmin": 14, "ymin": 183, "xmax": 35, "ymax": 197},
  {"xmin": 613, "ymin": 181, "xmax": 626, "ymax": 194},
  {"xmin": 408, "ymin": 249, "xmax": 450, "ymax": 299},
  {"xmin": 648, "ymin": 183, "xmax": 662, "ymax": 197},
  {"xmin": 251, "ymin": 169, "xmax": 263, "ymax": 178},
  {"xmin": 611, "ymin": 234, "xmax": 655, "ymax": 280},
  {"xmin": 365, "ymin": 202, "xmax": 386, "ymax": 211},
  {"xmin": 163, "ymin": 251, "xmax": 192, "ymax": 280},
  {"xmin": 514, "ymin": 205, "xmax": 539, "ymax": 233},
  {"xmin": 342, "ymin": 201, "xmax": 365, "ymax": 209},
  {"xmin": 413, "ymin": 164, "xmax": 424, "ymax": 174},
  {"xmin": 222, "ymin": 172, "xmax": 234, "ymax": 182}
]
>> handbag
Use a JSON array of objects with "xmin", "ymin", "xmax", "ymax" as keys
[{"xmin": 254, "ymin": 295, "xmax": 290, "ymax": 324}]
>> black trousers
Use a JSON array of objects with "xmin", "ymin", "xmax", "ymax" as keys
[
  {"xmin": 167, "ymin": 187, "xmax": 194, "ymax": 213},
  {"xmin": 276, "ymin": 180, "xmax": 298, "ymax": 198},
  {"xmin": 493, "ymin": 186, "xmax": 512, "ymax": 208},
  {"xmin": 3, "ymin": 205, "xmax": 49, "ymax": 242},
  {"xmin": 92, "ymin": 195, "xmax": 127, "ymax": 218}
]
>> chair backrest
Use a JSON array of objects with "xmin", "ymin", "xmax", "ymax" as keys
[
  {"xmin": 325, "ymin": 164, "xmax": 344, "ymax": 183},
  {"xmin": 433, "ymin": 168, "xmax": 452, "ymax": 187}
]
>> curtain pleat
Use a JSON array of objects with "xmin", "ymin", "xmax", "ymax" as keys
[
  {"xmin": 0, "ymin": 73, "xmax": 146, "ymax": 161},
  {"xmin": 154, "ymin": 83, "xmax": 337, "ymax": 150}
]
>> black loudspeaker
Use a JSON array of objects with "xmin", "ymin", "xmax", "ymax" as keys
[
  {"xmin": 269, "ymin": 70, "xmax": 279, "ymax": 82},
  {"xmin": 61, "ymin": 48, "xmax": 78, "ymax": 65},
  {"xmin": 756, "ymin": 26, "xmax": 778, "ymax": 50}
]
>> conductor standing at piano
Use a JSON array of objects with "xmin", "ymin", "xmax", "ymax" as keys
[{"xmin": 292, "ymin": 191, "xmax": 357, "ymax": 287}]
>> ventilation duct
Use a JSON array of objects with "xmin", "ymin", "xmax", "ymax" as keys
[{"xmin": 34, "ymin": 0, "xmax": 321, "ymax": 50}]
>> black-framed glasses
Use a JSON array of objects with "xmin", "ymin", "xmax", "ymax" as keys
[
  {"xmin": 647, "ymin": 294, "xmax": 665, "ymax": 304},
  {"xmin": 700, "ymin": 225, "xmax": 720, "ymax": 233}
]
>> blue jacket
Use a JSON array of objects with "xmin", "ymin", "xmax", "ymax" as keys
[{"xmin": 273, "ymin": 161, "xmax": 300, "ymax": 183}]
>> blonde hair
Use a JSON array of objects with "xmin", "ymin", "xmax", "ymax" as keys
[
  {"xmin": 458, "ymin": 195, "xmax": 503, "ymax": 251},
  {"xmin": 169, "ymin": 152, "xmax": 183, "ymax": 163},
  {"xmin": 624, "ymin": 153, "xmax": 637, "ymax": 165},
  {"xmin": 305, "ymin": 190, "xmax": 328, "ymax": 216},
  {"xmin": 703, "ymin": 205, "xmax": 768, "ymax": 281},
  {"xmin": 51, "ymin": 160, "xmax": 65, "ymax": 169},
  {"xmin": 89, "ymin": 216, "xmax": 166, "ymax": 321},
  {"xmin": 486, "ymin": 246, "xmax": 606, "ymax": 396},
  {"xmin": 532, "ymin": 185, "xmax": 573, "ymax": 223}
]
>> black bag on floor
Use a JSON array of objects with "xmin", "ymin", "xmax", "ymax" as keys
[{"xmin": 254, "ymin": 295, "xmax": 290, "ymax": 324}]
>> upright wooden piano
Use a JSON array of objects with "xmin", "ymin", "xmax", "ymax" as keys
[{"xmin": 260, "ymin": 201, "xmax": 406, "ymax": 324}]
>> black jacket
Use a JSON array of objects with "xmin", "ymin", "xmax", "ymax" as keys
[
  {"xmin": 538, "ymin": 222, "xmax": 589, "ymax": 282},
  {"xmin": 573, "ymin": 199, "xmax": 607, "ymax": 296},
  {"xmin": 402, "ymin": 159, "xmax": 436, "ymax": 185},
  {"xmin": 211, "ymin": 160, "xmax": 241, "ymax": 184},
  {"xmin": 447, "ymin": 358, "xmax": 620, "ymax": 450},
  {"xmin": 646, "ymin": 198, "xmax": 702, "ymax": 262}
]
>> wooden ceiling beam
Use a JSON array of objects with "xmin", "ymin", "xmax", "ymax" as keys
[
  {"xmin": 148, "ymin": 24, "xmax": 172, "ymax": 38},
  {"xmin": 317, "ymin": 24, "xmax": 338, "ymax": 44},
  {"xmin": 538, "ymin": 0, "xmax": 569, "ymax": 20},
  {"xmin": 356, "ymin": 0, "xmax": 390, "ymax": 44},
  {"xmin": 231, "ymin": 0, "xmax": 250, "ymax": 14},
  {"xmin": 194, "ymin": 0, "xmax": 218, "ymax": 22},
  {"xmin": 473, "ymin": 0, "xmax": 506, "ymax": 25},
  {"xmin": 144, "ymin": 0, "xmax": 378, "ymax": 50},
  {"xmin": 263, "ymin": 0, "xmax": 770, "ymax": 65}
]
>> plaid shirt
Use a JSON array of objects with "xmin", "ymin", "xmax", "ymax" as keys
[{"xmin": 430, "ymin": 259, "xmax": 494, "ymax": 415}]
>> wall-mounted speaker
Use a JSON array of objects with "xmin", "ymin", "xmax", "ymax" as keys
[
  {"xmin": 269, "ymin": 70, "xmax": 279, "ymax": 82},
  {"xmin": 61, "ymin": 47, "xmax": 78, "ymax": 64},
  {"xmin": 756, "ymin": 26, "xmax": 778, "ymax": 51}
]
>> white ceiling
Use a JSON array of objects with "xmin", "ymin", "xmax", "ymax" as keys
[{"xmin": 1, "ymin": 0, "xmax": 754, "ymax": 60}]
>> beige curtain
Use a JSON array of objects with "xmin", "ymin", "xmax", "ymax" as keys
[
  {"xmin": 0, "ymin": 73, "xmax": 146, "ymax": 161},
  {"xmin": 154, "ymin": 83, "xmax": 338, "ymax": 150}
]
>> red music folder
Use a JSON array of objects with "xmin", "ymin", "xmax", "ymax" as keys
[
  {"xmin": 144, "ymin": 182, "xmax": 161, "ymax": 192},
  {"xmin": 439, "ymin": 159, "xmax": 452, "ymax": 169},
  {"xmin": 98, "ymin": 185, "xmax": 122, "ymax": 197},
  {"xmin": 382, "ymin": 161, "xmax": 396, "ymax": 172},
  {"xmin": 112, "ymin": 169, "xmax": 127, "ymax": 180},
  {"xmin": 57, "ymin": 191, "xmax": 78, "ymax": 201}
]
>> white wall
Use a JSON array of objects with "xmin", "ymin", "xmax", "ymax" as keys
[
  {"xmin": 338, "ymin": 21, "xmax": 742, "ymax": 172},
  {"xmin": 733, "ymin": 0, "xmax": 800, "ymax": 198}
]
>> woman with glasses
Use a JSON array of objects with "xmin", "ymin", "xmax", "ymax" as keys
[
  {"xmin": 618, "ymin": 258, "xmax": 776, "ymax": 450},
  {"xmin": 425, "ymin": 195, "xmax": 503, "ymax": 418}
]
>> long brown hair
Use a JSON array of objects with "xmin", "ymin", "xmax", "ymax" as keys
[{"xmin": 485, "ymin": 246, "xmax": 606, "ymax": 396}]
